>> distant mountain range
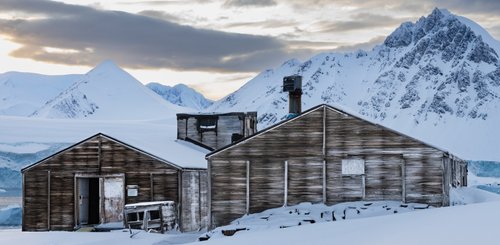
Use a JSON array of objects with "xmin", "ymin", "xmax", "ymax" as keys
[
  {"xmin": 206, "ymin": 8, "xmax": 500, "ymax": 161},
  {"xmin": 0, "ymin": 61, "xmax": 212, "ymax": 119},
  {"xmin": 147, "ymin": 83, "xmax": 213, "ymax": 111}
]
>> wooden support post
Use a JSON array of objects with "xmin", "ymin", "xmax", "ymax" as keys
[
  {"xmin": 401, "ymin": 158, "xmax": 406, "ymax": 203},
  {"xmin": 246, "ymin": 160, "xmax": 250, "ymax": 214},
  {"xmin": 322, "ymin": 105, "xmax": 327, "ymax": 204},
  {"xmin": 322, "ymin": 160, "xmax": 327, "ymax": 204},
  {"xmin": 21, "ymin": 173, "xmax": 25, "ymax": 231},
  {"xmin": 284, "ymin": 160, "xmax": 288, "ymax": 207},
  {"xmin": 47, "ymin": 170, "xmax": 51, "ymax": 230},
  {"xmin": 98, "ymin": 137, "xmax": 102, "ymax": 174},
  {"xmin": 361, "ymin": 175, "xmax": 366, "ymax": 200},
  {"xmin": 150, "ymin": 173, "xmax": 154, "ymax": 201},
  {"xmin": 207, "ymin": 159, "xmax": 212, "ymax": 230},
  {"xmin": 177, "ymin": 171, "xmax": 182, "ymax": 231}
]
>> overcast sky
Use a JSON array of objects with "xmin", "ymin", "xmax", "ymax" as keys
[{"xmin": 0, "ymin": 0, "xmax": 499, "ymax": 99}]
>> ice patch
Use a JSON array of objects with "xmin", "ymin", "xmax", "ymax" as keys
[{"xmin": 0, "ymin": 205, "xmax": 22, "ymax": 226}]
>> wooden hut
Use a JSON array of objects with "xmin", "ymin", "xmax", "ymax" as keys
[
  {"xmin": 21, "ymin": 133, "xmax": 209, "ymax": 232},
  {"xmin": 176, "ymin": 112, "xmax": 258, "ymax": 150},
  {"xmin": 206, "ymin": 104, "xmax": 467, "ymax": 228}
]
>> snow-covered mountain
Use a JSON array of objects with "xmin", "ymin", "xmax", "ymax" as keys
[
  {"xmin": 0, "ymin": 61, "xmax": 191, "ymax": 120},
  {"xmin": 22, "ymin": 61, "xmax": 188, "ymax": 119},
  {"xmin": 0, "ymin": 72, "xmax": 81, "ymax": 117},
  {"xmin": 147, "ymin": 83, "xmax": 213, "ymax": 110},
  {"xmin": 207, "ymin": 8, "xmax": 500, "ymax": 161}
]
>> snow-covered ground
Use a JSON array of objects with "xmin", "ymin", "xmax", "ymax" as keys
[
  {"xmin": 0, "ymin": 187, "xmax": 498, "ymax": 244},
  {"xmin": 192, "ymin": 199, "xmax": 500, "ymax": 245}
]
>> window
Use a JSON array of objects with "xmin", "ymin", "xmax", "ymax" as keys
[
  {"xmin": 341, "ymin": 159, "xmax": 365, "ymax": 175},
  {"xmin": 198, "ymin": 117, "xmax": 217, "ymax": 131},
  {"xmin": 127, "ymin": 185, "xmax": 139, "ymax": 197}
]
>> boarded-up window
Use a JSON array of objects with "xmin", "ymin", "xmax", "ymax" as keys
[
  {"xmin": 127, "ymin": 185, "xmax": 138, "ymax": 197},
  {"xmin": 341, "ymin": 159, "xmax": 365, "ymax": 175}
]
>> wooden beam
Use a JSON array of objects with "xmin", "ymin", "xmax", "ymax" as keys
[
  {"xmin": 22, "ymin": 173, "xmax": 25, "ymax": 231},
  {"xmin": 47, "ymin": 170, "xmax": 51, "ymax": 230},
  {"xmin": 177, "ymin": 170, "xmax": 182, "ymax": 231},
  {"xmin": 322, "ymin": 160, "xmax": 326, "ymax": 204},
  {"xmin": 207, "ymin": 159, "xmax": 212, "ymax": 230},
  {"xmin": 402, "ymin": 158, "xmax": 406, "ymax": 203},
  {"xmin": 97, "ymin": 136, "xmax": 102, "ymax": 174},
  {"xmin": 284, "ymin": 160, "xmax": 288, "ymax": 207},
  {"xmin": 150, "ymin": 173, "xmax": 154, "ymax": 201},
  {"xmin": 246, "ymin": 160, "xmax": 250, "ymax": 214}
]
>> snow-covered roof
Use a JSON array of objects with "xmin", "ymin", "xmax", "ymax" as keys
[{"xmin": 22, "ymin": 131, "xmax": 209, "ymax": 172}]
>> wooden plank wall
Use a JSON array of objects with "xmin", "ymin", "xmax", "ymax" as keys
[
  {"xmin": 249, "ymin": 160, "xmax": 284, "ymax": 213},
  {"xmin": 208, "ymin": 106, "xmax": 465, "ymax": 228},
  {"xmin": 180, "ymin": 170, "xmax": 208, "ymax": 232},
  {"xmin": 22, "ymin": 135, "xmax": 181, "ymax": 231},
  {"xmin": 210, "ymin": 160, "xmax": 246, "ymax": 227},
  {"xmin": 287, "ymin": 158, "xmax": 323, "ymax": 205},
  {"xmin": 177, "ymin": 114, "xmax": 258, "ymax": 150}
]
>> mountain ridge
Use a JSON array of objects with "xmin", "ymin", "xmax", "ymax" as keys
[{"xmin": 206, "ymin": 8, "xmax": 500, "ymax": 161}]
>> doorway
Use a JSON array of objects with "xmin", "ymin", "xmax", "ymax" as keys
[
  {"xmin": 78, "ymin": 178, "xmax": 100, "ymax": 225},
  {"xmin": 76, "ymin": 174, "xmax": 125, "ymax": 227}
]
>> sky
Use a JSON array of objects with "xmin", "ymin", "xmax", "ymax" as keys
[{"xmin": 0, "ymin": 0, "xmax": 499, "ymax": 100}]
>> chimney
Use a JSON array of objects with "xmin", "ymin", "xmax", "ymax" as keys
[{"xmin": 283, "ymin": 75, "xmax": 302, "ymax": 118}]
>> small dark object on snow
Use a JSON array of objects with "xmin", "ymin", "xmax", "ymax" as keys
[
  {"xmin": 260, "ymin": 216, "xmax": 269, "ymax": 221},
  {"xmin": 280, "ymin": 225, "xmax": 293, "ymax": 229},
  {"xmin": 302, "ymin": 219, "xmax": 316, "ymax": 224},
  {"xmin": 342, "ymin": 209, "xmax": 346, "ymax": 220},
  {"xmin": 360, "ymin": 207, "xmax": 367, "ymax": 210},
  {"xmin": 222, "ymin": 228, "xmax": 246, "ymax": 236},
  {"xmin": 386, "ymin": 207, "xmax": 391, "ymax": 210},
  {"xmin": 198, "ymin": 235, "xmax": 210, "ymax": 241},
  {"xmin": 304, "ymin": 211, "xmax": 310, "ymax": 215},
  {"xmin": 394, "ymin": 210, "xmax": 398, "ymax": 214},
  {"xmin": 298, "ymin": 222, "xmax": 302, "ymax": 226},
  {"xmin": 332, "ymin": 211, "xmax": 336, "ymax": 221},
  {"xmin": 414, "ymin": 205, "xmax": 430, "ymax": 210},
  {"xmin": 320, "ymin": 212, "xmax": 324, "ymax": 218},
  {"xmin": 400, "ymin": 204, "xmax": 408, "ymax": 208},
  {"xmin": 357, "ymin": 209, "xmax": 360, "ymax": 214},
  {"xmin": 364, "ymin": 203, "xmax": 373, "ymax": 206}
]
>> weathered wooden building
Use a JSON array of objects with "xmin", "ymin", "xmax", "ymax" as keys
[
  {"xmin": 206, "ymin": 104, "xmax": 467, "ymax": 228},
  {"xmin": 21, "ymin": 133, "xmax": 209, "ymax": 232},
  {"xmin": 177, "ymin": 112, "xmax": 258, "ymax": 150}
]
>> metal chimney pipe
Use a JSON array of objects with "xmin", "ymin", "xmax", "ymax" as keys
[{"xmin": 283, "ymin": 75, "xmax": 302, "ymax": 118}]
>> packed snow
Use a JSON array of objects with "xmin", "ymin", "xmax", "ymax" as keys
[{"xmin": 191, "ymin": 199, "xmax": 500, "ymax": 245}]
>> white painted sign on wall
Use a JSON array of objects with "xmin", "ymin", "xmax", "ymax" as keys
[{"xmin": 341, "ymin": 159, "xmax": 365, "ymax": 175}]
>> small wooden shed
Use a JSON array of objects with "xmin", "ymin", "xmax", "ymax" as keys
[
  {"xmin": 206, "ymin": 104, "xmax": 467, "ymax": 228},
  {"xmin": 177, "ymin": 112, "xmax": 258, "ymax": 150},
  {"xmin": 21, "ymin": 133, "xmax": 208, "ymax": 232}
]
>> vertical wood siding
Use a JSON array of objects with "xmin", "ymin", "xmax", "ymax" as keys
[
  {"xmin": 249, "ymin": 160, "xmax": 284, "ymax": 213},
  {"xmin": 208, "ymin": 105, "xmax": 466, "ymax": 228},
  {"xmin": 287, "ymin": 158, "xmax": 323, "ymax": 205},
  {"xmin": 22, "ymin": 135, "xmax": 181, "ymax": 231},
  {"xmin": 210, "ymin": 160, "xmax": 246, "ymax": 227},
  {"xmin": 180, "ymin": 170, "xmax": 208, "ymax": 232}
]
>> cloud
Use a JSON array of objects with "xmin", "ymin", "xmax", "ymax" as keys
[
  {"xmin": 333, "ymin": 36, "xmax": 386, "ymax": 52},
  {"xmin": 0, "ymin": 0, "xmax": 290, "ymax": 73},
  {"xmin": 223, "ymin": 0, "xmax": 277, "ymax": 8},
  {"xmin": 316, "ymin": 13, "xmax": 405, "ymax": 32}
]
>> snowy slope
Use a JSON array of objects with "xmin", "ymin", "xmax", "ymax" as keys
[
  {"xmin": 0, "ymin": 72, "xmax": 81, "ymax": 117},
  {"xmin": 193, "ymin": 200, "xmax": 500, "ymax": 245},
  {"xmin": 30, "ymin": 61, "xmax": 189, "ymax": 119},
  {"xmin": 207, "ymin": 8, "xmax": 500, "ymax": 161},
  {"xmin": 147, "ymin": 83, "xmax": 213, "ymax": 110}
]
